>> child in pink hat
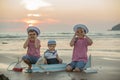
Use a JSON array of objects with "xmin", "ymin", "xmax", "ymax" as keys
[
  {"xmin": 22, "ymin": 26, "xmax": 41, "ymax": 73},
  {"xmin": 66, "ymin": 24, "xmax": 93, "ymax": 72}
]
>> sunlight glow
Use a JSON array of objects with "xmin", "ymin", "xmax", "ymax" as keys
[
  {"xmin": 21, "ymin": 0, "xmax": 51, "ymax": 10},
  {"xmin": 22, "ymin": 18, "xmax": 59, "ymax": 26},
  {"xmin": 22, "ymin": 19, "xmax": 41, "ymax": 26},
  {"xmin": 27, "ymin": 14, "xmax": 41, "ymax": 17}
]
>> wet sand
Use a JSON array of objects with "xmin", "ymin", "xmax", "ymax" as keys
[{"xmin": 0, "ymin": 53, "xmax": 120, "ymax": 80}]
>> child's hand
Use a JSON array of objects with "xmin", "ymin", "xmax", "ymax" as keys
[
  {"xmin": 34, "ymin": 34, "xmax": 38, "ymax": 40},
  {"xmin": 75, "ymin": 29, "xmax": 85, "ymax": 36},
  {"xmin": 28, "ymin": 34, "xmax": 31, "ymax": 39},
  {"xmin": 82, "ymin": 31, "xmax": 85, "ymax": 37},
  {"xmin": 75, "ymin": 31, "xmax": 78, "ymax": 36},
  {"xmin": 58, "ymin": 58, "xmax": 63, "ymax": 64},
  {"xmin": 44, "ymin": 60, "xmax": 47, "ymax": 64}
]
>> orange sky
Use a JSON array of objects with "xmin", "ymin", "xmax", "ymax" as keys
[{"xmin": 0, "ymin": 0, "xmax": 120, "ymax": 32}]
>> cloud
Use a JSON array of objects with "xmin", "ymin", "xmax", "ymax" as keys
[
  {"xmin": 27, "ymin": 14, "xmax": 41, "ymax": 17},
  {"xmin": 0, "ymin": 19, "xmax": 22, "ymax": 23},
  {"xmin": 0, "ymin": 17, "xmax": 59, "ymax": 26},
  {"xmin": 21, "ymin": 0, "xmax": 52, "ymax": 10},
  {"xmin": 44, "ymin": 18, "xmax": 60, "ymax": 24},
  {"xmin": 22, "ymin": 18, "xmax": 59, "ymax": 26}
]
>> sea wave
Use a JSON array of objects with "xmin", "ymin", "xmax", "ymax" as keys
[{"xmin": 0, "ymin": 31, "xmax": 120, "ymax": 40}]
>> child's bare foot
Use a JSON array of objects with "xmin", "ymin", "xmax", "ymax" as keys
[
  {"xmin": 66, "ymin": 65, "xmax": 72, "ymax": 72},
  {"xmin": 73, "ymin": 68, "xmax": 81, "ymax": 72}
]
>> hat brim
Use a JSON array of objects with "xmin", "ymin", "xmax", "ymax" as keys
[
  {"xmin": 48, "ymin": 40, "xmax": 56, "ymax": 45},
  {"xmin": 73, "ymin": 24, "xmax": 89, "ymax": 34},
  {"xmin": 27, "ymin": 27, "xmax": 40, "ymax": 35}
]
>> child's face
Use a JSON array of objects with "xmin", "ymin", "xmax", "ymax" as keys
[
  {"xmin": 76, "ymin": 28, "xmax": 85, "ymax": 37},
  {"xmin": 28, "ymin": 31, "xmax": 37, "ymax": 39},
  {"xmin": 48, "ymin": 44, "xmax": 56, "ymax": 51}
]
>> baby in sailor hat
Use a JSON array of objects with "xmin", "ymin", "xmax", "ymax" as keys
[{"xmin": 44, "ymin": 40, "xmax": 62, "ymax": 64}]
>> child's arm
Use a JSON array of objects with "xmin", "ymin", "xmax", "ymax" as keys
[
  {"xmin": 85, "ymin": 35, "xmax": 93, "ymax": 45},
  {"xmin": 44, "ymin": 58, "xmax": 47, "ymax": 64},
  {"xmin": 44, "ymin": 51, "xmax": 48, "ymax": 64},
  {"xmin": 56, "ymin": 54, "xmax": 62, "ymax": 63},
  {"xmin": 56, "ymin": 54, "xmax": 60, "ymax": 60},
  {"xmin": 23, "ymin": 38, "xmax": 29, "ymax": 49},
  {"xmin": 70, "ymin": 34, "xmax": 76, "ymax": 47},
  {"xmin": 34, "ymin": 34, "xmax": 41, "ymax": 48},
  {"xmin": 35, "ymin": 39, "xmax": 41, "ymax": 48}
]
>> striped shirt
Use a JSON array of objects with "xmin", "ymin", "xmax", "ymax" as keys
[{"xmin": 44, "ymin": 50, "xmax": 57, "ymax": 59}]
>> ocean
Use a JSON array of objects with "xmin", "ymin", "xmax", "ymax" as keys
[
  {"xmin": 0, "ymin": 31, "xmax": 120, "ymax": 60},
  {"xmin": 0, "ymin": 31, "xmax": 120, "ymax": 56}
]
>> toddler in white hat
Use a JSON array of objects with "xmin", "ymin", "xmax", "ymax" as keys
[{"xmin": 44, "ymin": 40, "xmax": 62, "ymax": 64}]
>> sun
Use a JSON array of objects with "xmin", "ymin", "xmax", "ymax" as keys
[
  {"xmin": 22, "ymin": 18, "xmax": 41, "ymax": 26},
  {"xmin": 21, "ymin": 0, "xmax": 51, "ymax": 10}
]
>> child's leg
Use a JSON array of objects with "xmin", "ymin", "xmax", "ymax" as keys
[
  {"xmin": 23, "ymin": 59, "xmax": 32, "ymax": 69},
  {"xmin": 66, "ymin": 65, "xmax": 73, "ymax": 72},
  {"xmin": 73, "ymin": 67, "xmax": 81, "ymax": 72},
  {"xmin": 73, "ymin": 61, "xmax": 86, "ymax": 72},
  {"xmin": 66, "ymin": 61, "xmax": 76, "ymax": 72},
  {"xmin": 58, "ymin": 58, "xmax": 63, "ymax": 64},
  {"xmin": 22, "ymin": 55, "xmax": 32, "ymax": 69},
  {"xmin": 23, "ymin": 59, "xmax": 32, "ymax": 73}
]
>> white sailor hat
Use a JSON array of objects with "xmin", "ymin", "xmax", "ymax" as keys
[
  {"xmin": 73, "ymin": 24, "xmax": 89, "ymax": 34},
  {"xmin": 48, "ymin": 40, "xmax": 56, "ymax": 45},
  {"xmin": 27, "ymin": 26, "xmax": 40, "ymax": 36}
]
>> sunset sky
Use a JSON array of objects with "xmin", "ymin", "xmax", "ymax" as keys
[{"xmin": 0, "ymin": 0, "xmax": 120, "ymax": 32}]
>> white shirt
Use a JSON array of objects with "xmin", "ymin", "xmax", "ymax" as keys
[{"xmin": 44, "ymin": 50, "xmax": 58, "ymax": 59}]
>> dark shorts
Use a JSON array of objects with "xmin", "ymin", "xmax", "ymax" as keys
[
  {"xmin": 22, "ymin": 55, "xmax": 39, "ymax": 64},
  {"xmin": 47, "ymin": 58, "xmax": 59, "ymax": 64},
  {"xmin": 68, "ymin": 61, "xmax": 86, "ymax": 70}
]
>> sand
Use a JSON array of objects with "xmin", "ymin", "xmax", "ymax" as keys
[{"xmin": 0, "ymin": 52, "xmax": 120, "ymax": 80}]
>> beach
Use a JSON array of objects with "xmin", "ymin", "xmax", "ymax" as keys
[{"xmin": 0, "ymin": 31, "xmax": 120, "ymax": 80}]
